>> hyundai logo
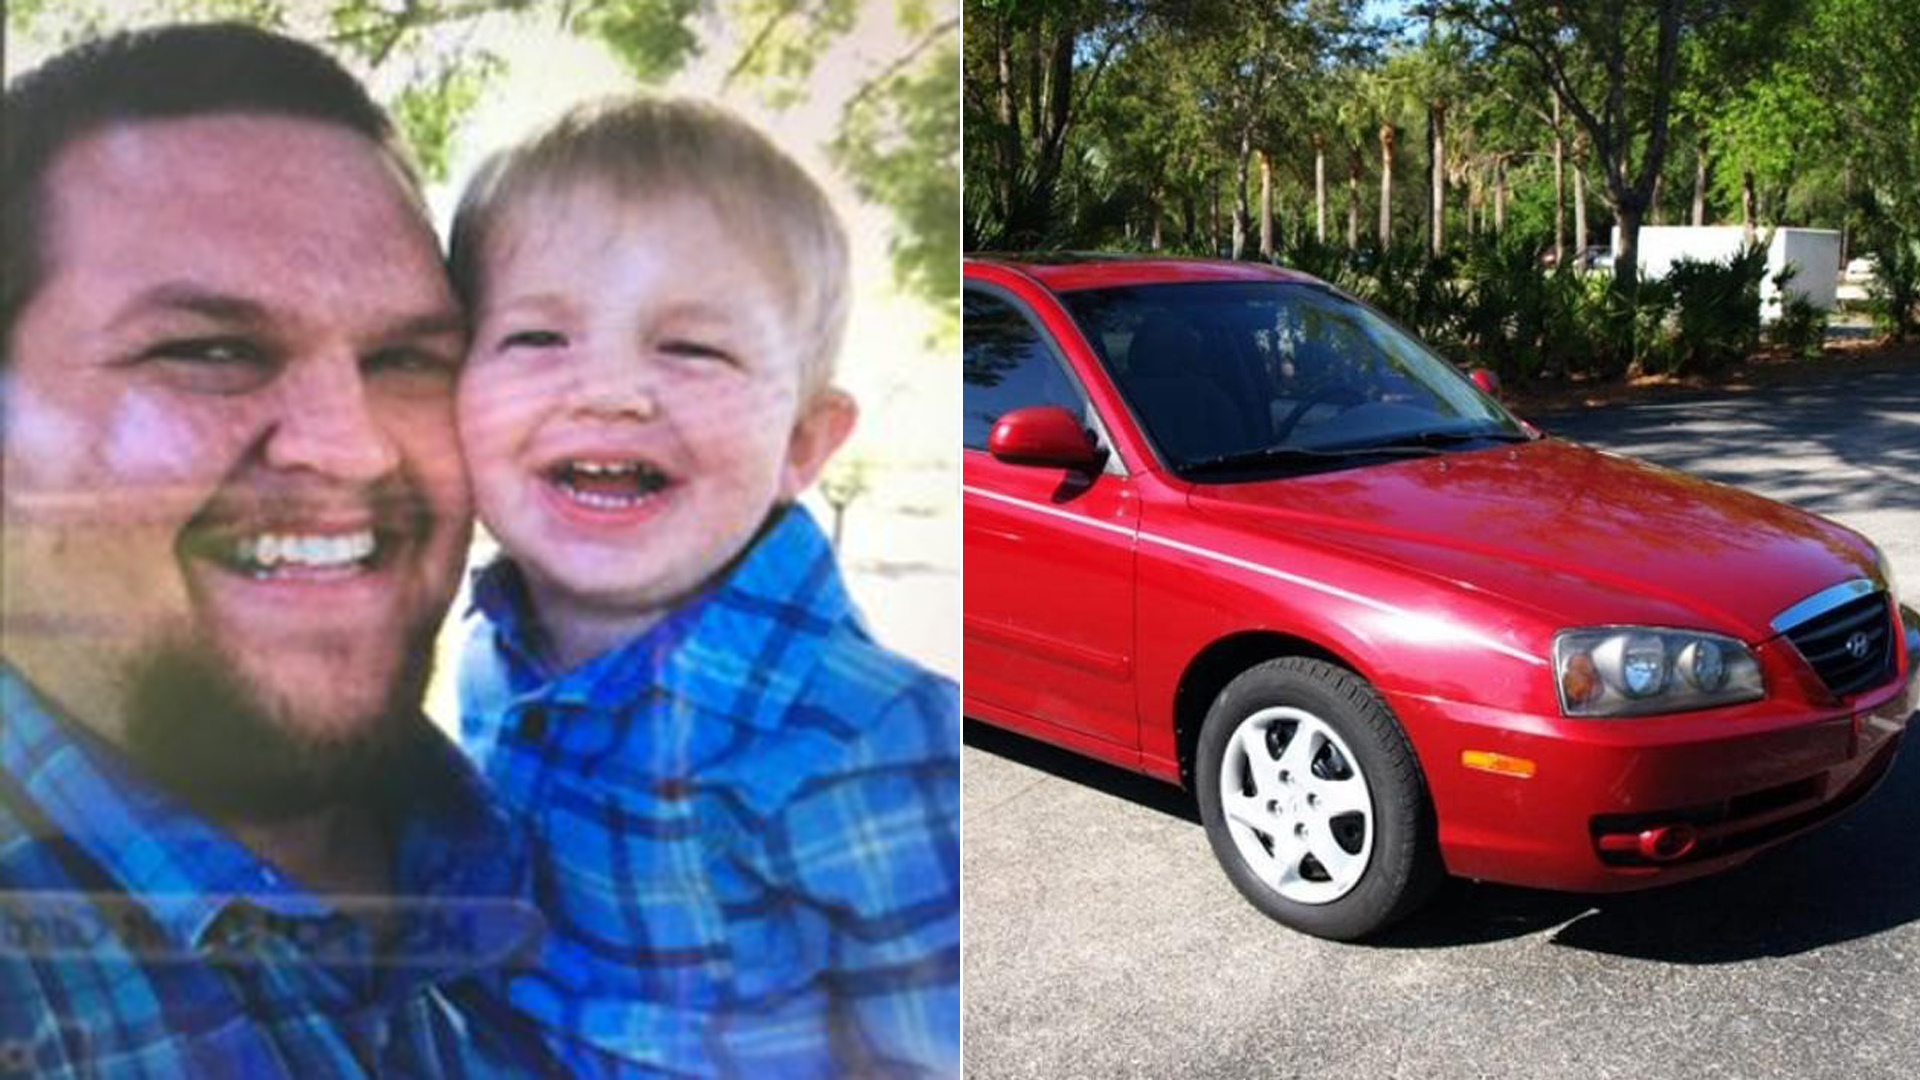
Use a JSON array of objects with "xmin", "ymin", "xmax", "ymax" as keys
[{"xmin": 1845, "ymin": 631, "xmax": 1873, "ymax": 660}]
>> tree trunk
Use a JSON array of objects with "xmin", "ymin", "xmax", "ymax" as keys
[
  {"xmin": 1691, "ymin": 135, "xmax": 1709, "ymax": 226},
  {"xmin": 1495, "ymin": 155, "xmax": 1508, "ymax": 233},
  {"xmin": 1649, "ymin": 173, "xmax": 1664, "ymax": 226},
  {"xmin": 1210, "ymin": 178, "xmax": 1221, "ymax": 255},
  {"xmin": 1233, "ymin": 129, "xmax": 1252, "ymax": 259},
  {"xmin": 1430, "ymin": 104, "xmax": 1446, "ymax": 254},
  {"xmin": 1378, "ymin": 124, "xmax": 1396, "ymax": 248},
  {"xmin": 1314, "ymin": 135, "xmax": 1328, "ymax": 244},
  {"xmin": 1552, "ymin": 95, "xmax": 1565, "ymax": 266},
  {"xmin": 993, "ymin": 16, "xmax": 1020, "ymax": 229},
  {"xmin": 1839, "ymin": 163, "xmax": 1851, "ymax": 264},
  {"xmin": 1613, "ymin": 198, "xmax": 1643, "ymax": 294},
  {"xmin": 1260, "ymin": 150, "xmax": 1274, "ymax": 258},
  {"xmin": 1741, "ymin": 168, "xmax": 1757, "ymax": 246},
  {"xmin": 1347, "ymin": 149, "xmax": 1362, "ymax": 247},
  {"xmin": 1151, "ymin": 187, "xmax": 1164, "ymax": 250},
  {"xmin": 1573, "ymin": 147, "xmax": 1589, "ymax": 265}
]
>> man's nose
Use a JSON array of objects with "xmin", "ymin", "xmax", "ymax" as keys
[{"xmin": 262, "ymin": 354, "xmax": 401, "ymax": 481}]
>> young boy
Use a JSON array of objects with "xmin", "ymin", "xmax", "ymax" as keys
[{"xmin": 448, "ymin": 98, "xmax": 959, "ymax": 1078}]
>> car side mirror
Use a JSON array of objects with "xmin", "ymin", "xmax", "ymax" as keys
[
  {"xmin": 1465, "ymin": 366, "xmax": 1543, "ymax": 436},
  {"xmin": 988, "ymin": 405, "xmax": 1104, "ymax": 471}
]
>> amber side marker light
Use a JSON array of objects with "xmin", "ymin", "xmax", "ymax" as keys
[{"xmin": 1461, "ymin": 750, "xmax": 1537, "ymax": 778}]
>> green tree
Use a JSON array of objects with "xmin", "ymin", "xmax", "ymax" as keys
[
  {"xmin": 10, "ymin": 0, "xmax": 959, "ymax": 315},
  {"xmin": 1806, "ymin": 0, "xmax": 1920, "ymax": 337},
  {"xmin": 962, "ymin": 0, "xmax": 1145, "ymax": 248},
  {"xmin": 1171, "ymin": 0, "xmax": 1331, "ymax": 260},
  {"xmin": 831, "ymin": 27, "xmax": 960, "ymax": 333},
  {"xmin": 1430, "ymin": 0, "xmax": 1701, "ymax": 293}
]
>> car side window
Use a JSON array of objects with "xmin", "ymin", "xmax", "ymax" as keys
[{"xmin": 963, "ymin": 289, "xmax": 1088, "ymax": 450}]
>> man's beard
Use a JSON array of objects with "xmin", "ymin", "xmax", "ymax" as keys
[{"xmin": 121, "ymin": 631, "xmax": 438, "ymax": 823}]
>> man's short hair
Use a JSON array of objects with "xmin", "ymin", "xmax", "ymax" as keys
[
  {"xmin": 1, "ymin": 21, "xmax": 416, "ymax": 361},
  {"xmin": 448, "ymin": 97, "xmax": 851, "ymax": 395}
]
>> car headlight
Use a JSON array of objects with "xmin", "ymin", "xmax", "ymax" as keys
[{"xmin": 1553, "ymin": 627, "xmax": 1764, "ymax": 717}]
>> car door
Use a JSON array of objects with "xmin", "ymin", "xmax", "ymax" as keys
[{"xmin": 963, "ymin": 276, "xmax": 1142, "ymax": 757}]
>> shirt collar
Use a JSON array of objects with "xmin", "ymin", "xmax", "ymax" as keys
[
  {"xmin": 0, "ymin": 664, "xmax": 531, "ymax": 970},
  {"xmin": 662, "ymin": 503, "xmax": 859, "ymax": 730},
  {"xmin": 470, "ymin": 504, "xmax": 860, "ymax": 732}
]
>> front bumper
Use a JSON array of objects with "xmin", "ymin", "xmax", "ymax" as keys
[{"xmin": 1389, "ymin": 616, "xmax": 1919, "ymax": 894}]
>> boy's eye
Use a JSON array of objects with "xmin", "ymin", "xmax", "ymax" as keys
[
  {"xmin": 140, "ymin": 337, "xmax": 276, "ymax": 394},
  {"xmin": 658, "ymin": 339, "xmax": 738, "ymax": 366},
  {"xmin": 500, "ymin": 329, "xmax": 567, "ymax": 350}
]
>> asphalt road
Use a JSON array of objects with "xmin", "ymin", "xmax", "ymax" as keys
[{"xmin": 962, "ymin": 364, "xmax": 1920, "ymax": 1079}]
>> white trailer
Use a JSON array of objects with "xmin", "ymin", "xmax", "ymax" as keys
[{"xmin": 1613, "ymin": 226, "xmax": 1842, "ymax": 321}]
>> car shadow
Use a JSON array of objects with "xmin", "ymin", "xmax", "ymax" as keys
[
  {"xmin": 969, "ymin": 717, "xmax": 1920, "ymax": 963},
  {"xmin": 963, "ymin": 718, "xmax": 1200, "ymax": 824}
]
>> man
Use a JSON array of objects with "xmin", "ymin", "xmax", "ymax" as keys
[{"xmin": 1, "ymin": 24, "xmax": 553, "ymax": 1074}]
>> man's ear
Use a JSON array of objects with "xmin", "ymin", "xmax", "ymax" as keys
[{"xmin": 779, "ymin": 388, "xmax": 858, "ymax": 500}]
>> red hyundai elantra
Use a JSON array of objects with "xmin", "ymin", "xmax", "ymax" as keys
[{"xmin": 963, "ymin": 254, "xmax": 1920, "ymax": 940}]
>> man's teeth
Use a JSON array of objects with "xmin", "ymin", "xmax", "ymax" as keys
[{"xmin": 234, "ymin": 531, "xmax": 377, "ymax": 569}]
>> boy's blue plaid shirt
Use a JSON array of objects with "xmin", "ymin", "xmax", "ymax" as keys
[
  {"xmin": 460, "ymin": 504, "xmax": 961, "ymax": 1078},
  {"xmin": 0, "ymin": 665, "xmax": 558, "ymax": 1077}
]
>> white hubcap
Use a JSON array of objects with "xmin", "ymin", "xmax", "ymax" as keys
[{"xmin": 1218, "ymin": 706, "xmax": 1374, "ymax": 904}]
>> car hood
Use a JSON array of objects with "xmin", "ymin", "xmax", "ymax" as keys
[{"xmin": 1184, "ymin": 438, "xmax": 1880, "ymax": 642}]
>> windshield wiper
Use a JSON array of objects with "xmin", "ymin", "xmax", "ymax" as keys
[
  {"xmin": 1336, "ymin": 428, "xmax": 1532, "ymax": 452},
  {"xmin": 1181, "ymin": 443, "xmax": 1440, "ymax": 475},
  {"xmin": 1183, "ymin": 428, "xmax": 1530, "ymax": 475}
]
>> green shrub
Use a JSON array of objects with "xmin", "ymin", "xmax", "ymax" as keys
[
  {"xmin": 1770, "ymin": 297, "xmax": 1828, "ymax": 358},
  {"xmin": 1275, "ymin": 237, "xmax": 1464, "ymax": 354},
  {"xmin": 1863, "ymin": 235, "xmax": 1920, "ymax": 341},
  {"xmin": 1455, "ymin": 234, "xmax": 1557, "ymax": 383},
  {"xmin": 1768, "ymin": 265, "xmax": 1828, "ymax": 359},
  {"xmin": 1275, "ymin": 234, "xmax": 1368, "ymax": 296},
  {"xmin": 1657, "ymin": 244, "xmax": 1766, "ymax": 375},
  {"xmin": 1273, "ymin": 234, "xmax": 1781, "ymax": 385}
]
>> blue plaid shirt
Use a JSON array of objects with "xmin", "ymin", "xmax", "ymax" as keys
[
  {"xmin": 460, "ymin": 505, "xmax": 959, "ymax": 1078},
  {"xmin": 0, "ymin": 665, "xmax": 558, "ymax": 1078}
]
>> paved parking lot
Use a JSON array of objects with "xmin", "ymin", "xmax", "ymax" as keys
[{"xmin": 963, "ymin": 364, "xmax": 1920, "ymax": 1079}]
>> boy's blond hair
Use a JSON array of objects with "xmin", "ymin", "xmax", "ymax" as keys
[{"xmin": 449, "ymin": 96, "xmax": 851, "ymax": 394}]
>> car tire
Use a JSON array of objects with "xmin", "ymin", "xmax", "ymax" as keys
[{"xmin": 1195, "ymin": 657, "xmax": 1440, "ymax": 940}]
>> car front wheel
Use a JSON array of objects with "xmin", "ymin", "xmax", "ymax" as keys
[{"xmin": 1195, "ymin": 657, "xmax": 1440, "ymax": 940}]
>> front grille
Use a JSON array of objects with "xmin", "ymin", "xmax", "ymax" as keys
[{"xmin": 1780, "ymin": 590, "xmax": 1895, "ymax": 697}]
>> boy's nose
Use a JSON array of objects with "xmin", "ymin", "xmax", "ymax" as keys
[{"xmin": 568, "ymin": 353, "xmax": 659, "ymax": 421}]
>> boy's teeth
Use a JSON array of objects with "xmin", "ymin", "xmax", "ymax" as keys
[
  {"xmin": 553, "ymin": 458, "xmax": 670, "ymax": 503},
  {"xmin": 574, "ymin": 461, "xmax": 637, "ymax": 476},
  {"xmin": 234, "ymin": 530, "xmax": 377, "ymax": 569}
]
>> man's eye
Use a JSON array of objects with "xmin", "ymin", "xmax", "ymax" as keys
[
  {"xmin": 149, "ymin": 337, "xmax": 263, "ymax": 365},
  {"xmin": 501, "ymin": 329, "xmax": 567, "ymax": 350},
  {"xmin": 141, "ymin": 338, "xmax": 274, "ymax": 393},
  {"xmin": 659, "ymin": 339, "xmax": 738, "ymax": 365},
  {"xmin": 366, "ymin": 346, "xmax": 457, "ymax": 380}
]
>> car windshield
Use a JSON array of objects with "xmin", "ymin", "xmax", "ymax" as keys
[{"xmin": 1057, "ymin": 281, "xmax": 1526, "ymax": 476}]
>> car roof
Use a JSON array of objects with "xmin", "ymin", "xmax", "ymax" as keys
[{"xmin": 966, "ymin": 252, "xmax": 1325, "ymax": 292}]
